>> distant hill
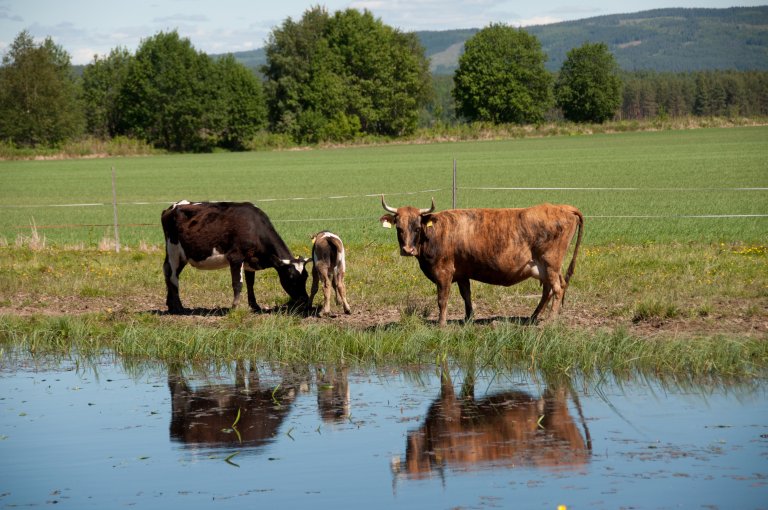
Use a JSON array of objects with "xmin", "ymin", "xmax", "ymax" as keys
[{"xmin": 223, "ymin": 6, "xmax": 768, "ymax": 74}]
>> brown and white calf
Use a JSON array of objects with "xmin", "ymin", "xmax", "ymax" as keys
[
  {"xmin": 161, "ymin": 200, "xmax": 309, "ymax": 314},
  {"xmin": 380, "ymin": 196, "xmax": 584, "ymax": 326},
  {"xmin": 308, "ymin": 231, "xmax": 351, "ymax": 316}
]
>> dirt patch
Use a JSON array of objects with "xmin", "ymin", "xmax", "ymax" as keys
[{"xmin": 2, "ymin": 291, "xmax": 765, "ymax": 340}]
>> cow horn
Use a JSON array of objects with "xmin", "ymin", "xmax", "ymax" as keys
[
  {"xmin": 381, "ymin": 195, "xmax": 398, "ymax": 214},
  {"xmin": 419, "ymin": 197, "xmax": 435, "ymax": 215}
]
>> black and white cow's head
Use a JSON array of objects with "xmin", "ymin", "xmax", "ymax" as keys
[{"xmin": 275, "ymin": 256, "xmax": 310, "ymax": 305}]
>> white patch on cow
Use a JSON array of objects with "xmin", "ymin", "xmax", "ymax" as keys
[
  {"xmin": 189, "ymin": 248, "xmax": 229, "ymax": 270},
  {"xmin": 321, "ymin": 232, "xmax": 346, "ymax": 273},
  {"xmin": 172, "ymin": 199, "xmax": 190, "ymax": 209},
  {"xmin": 526, "ymin": 259, "xmax": 543, "ymax": 280},
  {"xmin": 166, "ymin": 240, "xmax": 186, "ymax": 286},
  {"xmin": 280, "ymin": 258, "xmax": 306, "ymax": 273}
]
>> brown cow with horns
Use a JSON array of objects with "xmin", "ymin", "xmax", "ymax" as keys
[{"xmin": 380, "ymin": 196, "xmax": 584, "ymax": 326}]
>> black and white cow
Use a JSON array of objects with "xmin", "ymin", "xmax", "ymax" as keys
[{"xmin": 161, "ymin": 200, "xmax": 309, "ymax": 314}]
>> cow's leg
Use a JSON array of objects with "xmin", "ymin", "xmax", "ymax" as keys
[
  {"xmin": 531, "ymin": 282, "xmax": 552, "ymax": 323},
  {"xmin": 229, "ymin": 262, "xmax": 244, "ymax": 309},
  {"xmin": 321, "ymin": 270, "xmax": 333, "ymax": 316},
  {"xmin": 548, "ymin": 270, "xmax": 566, "ymax": 317},
  {"xmin": 457, "ymin": 279, "xmax": 473, "ymax": 323},
  {"xmin": 309, "ymin": 268, "xmax": 320, "ymax": 313},
  {"xmin": 244, "ymin": 269, "xmax": 261, "ymax": 312},
  {"xmin": 532, "ymin": 267, "xmax": 564, "ymax": 321},
  {"xmin": 435, "ymin": 277, "xmax": 452, "ymax": 327},
  {"xmin": 163, "ymin": 253, "xmax": 186, "ymax": 314},
  {"xmin": 334, "ymin": 272, "xmax": 352, "ymax": 314}
]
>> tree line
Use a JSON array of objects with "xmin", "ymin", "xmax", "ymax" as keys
[{"xmin": 1, "ymin": 7, "xmax": 766, "ymax": 152}]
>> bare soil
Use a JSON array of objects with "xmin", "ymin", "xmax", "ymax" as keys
[{"xmin": 2, "ymin": 290, "xmax": 766, "ymax": 340}]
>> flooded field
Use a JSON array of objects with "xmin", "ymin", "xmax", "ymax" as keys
[{"xmin": 1, "ymin": 355, "xmax": 766, "ymax": 509}]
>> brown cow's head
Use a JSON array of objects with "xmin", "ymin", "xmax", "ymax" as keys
[{"xmin": 380, "ymin": 195, "xmax": 435, "ymax": 257}]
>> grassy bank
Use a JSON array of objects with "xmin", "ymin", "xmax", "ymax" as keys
[
  {"xmin": 0, "ymin": 238, "xmax": 765, "ymax": 377},
  {"xmin": 1, "ymin": 313, "xmax": 766, "ymax": 379}
]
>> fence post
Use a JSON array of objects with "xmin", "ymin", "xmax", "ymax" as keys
[
  {"xmin": 452, "ymin": 159, "xmax": 457, "ymax": 209},
  {"xmin": 111, "ymin": 166, "xmax": 120, "ymax": 253}
]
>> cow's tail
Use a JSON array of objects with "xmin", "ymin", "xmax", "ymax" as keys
[{"xmin": 564, "ymin": 208, "xmax": 584, "ymax": 286}]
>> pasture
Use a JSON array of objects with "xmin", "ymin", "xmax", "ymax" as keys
[
  {"xmin": 0, "ymin": 126, "xmax": 766, "ymax": 363},
  {"xmin": 1, "ymin": 126, "xmax": 766, "ymax": 247}
]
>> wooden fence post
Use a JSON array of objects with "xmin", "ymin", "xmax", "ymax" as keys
[
  {"xmin": 452, "ymin": 159, "xmax": 457, "ymax": 209},
  {"xmin": 111, "ymin": 166, "xmax": 120, "ymax": 253}
]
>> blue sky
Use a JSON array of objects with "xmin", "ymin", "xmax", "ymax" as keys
[{"xmin": 1, "ymin": 0, "xmax": 764, "ymax": 65}]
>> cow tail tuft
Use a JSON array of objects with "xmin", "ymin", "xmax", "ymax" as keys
[{"xmin": 565, "ymin": 209, "xmax": 584, "ymax": 285}]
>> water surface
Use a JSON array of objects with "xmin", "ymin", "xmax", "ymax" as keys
[{"xmin": 1, "ymin": 357, "xmax": 766, "ymax": 509}]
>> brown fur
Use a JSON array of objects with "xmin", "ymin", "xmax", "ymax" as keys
[
  {"xmin": 309, "ymin": 231, "xmax": 351, "ymax": 316},
  {"xmin": 381, "ymin": 199, "xmax": 584, "ymax": 326},
  {"xmin": 393, "ymin": 367, "xmax": 591, "ymax": 478}
]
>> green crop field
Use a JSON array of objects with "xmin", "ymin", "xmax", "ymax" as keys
[{"xmin": 1, "ymin": 126, "xmax": 766, "ymax": 249}]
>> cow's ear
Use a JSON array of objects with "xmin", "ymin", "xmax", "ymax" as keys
[
  {"xmin": 380, "ymin": 214, "xmax": 395, "ymax": 229},
  {"xmin": 281, "ymin": 257, "xmax": 308, "ymax": 273},
  {"xmin": 421, "ymin": 214, "xmax": 436, "ymax": 229}
]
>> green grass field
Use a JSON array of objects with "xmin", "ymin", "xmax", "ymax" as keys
[
  {"xmin": 1, "ymin": 127, "xmax": 767, "ymax": 373},
  {"xmin": 1, "ymin": 126, "xmax": 766, "ymax": 248}
]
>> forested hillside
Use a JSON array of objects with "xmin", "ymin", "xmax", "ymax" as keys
[{"xmin": 227, "ymin": 7, "xmax": 768, "ymax": 74}]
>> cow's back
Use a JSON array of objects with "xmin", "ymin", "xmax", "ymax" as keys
[
  {"xmin": 163, "ymin": 201, "xmax": 280, "ymax": 259},
  {"xmin": 422, "ymin": 204, "xmax": 581, "ymax": 285}
]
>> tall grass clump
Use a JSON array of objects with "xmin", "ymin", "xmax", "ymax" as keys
[{"xmin": 1, "ymin": 314, "xmax": 766, "ymax": 379}]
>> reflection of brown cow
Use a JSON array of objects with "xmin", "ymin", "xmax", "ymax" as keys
[
  {"xmin": 393, "ymin": 368, "xmax": 591, "ymax": 479},
  {"xmin": 168, "ymin": 363, "xmax": 306, "ymax": 448}
]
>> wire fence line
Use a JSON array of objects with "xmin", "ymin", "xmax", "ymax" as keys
[
  {"xmin": 461, "ymin": 187, "xmax": 768, "ymax": 191},
  {"xmin": 6, "ymin": 185, "xmax": 768, "ymax": 230},
  {"xmin": 3, "ymin": 186, "xmax": 767, "ymax": 210},
  {"xmin": 1, "ymin": 188, "xmax": 445, "ymax": 209}
]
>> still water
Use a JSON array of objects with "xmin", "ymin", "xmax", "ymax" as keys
[{"xmin": 1, "ymin": 356, "xmax": 766, "ymax": 509}]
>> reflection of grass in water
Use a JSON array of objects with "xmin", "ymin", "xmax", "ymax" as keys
[{"xmin": 1, "ymin": 313, "xmax": 766, "ymax": 379}]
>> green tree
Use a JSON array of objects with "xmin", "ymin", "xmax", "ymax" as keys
[
  {"xmin": 81, "ymin": 47, "xmax": 132, "ymax": 138},
  {"xmin": 120, "ymin": 31, "xmax": 218, "ymax": 151},
  {"xmin": 262, "ymin": 6, "xmax": 340, "ymax": 142},
  {"xmin": 213, "ymin": 55, "xmax": 268, "ymax": 150},
  {"xmin": 452, "ymin": 24, "xmax": 552, "ymax": 124},
  {"xmin": 0, "ymin": 30, "xmax": 83, "ymax": 146},
  {"xmin": 555, "ymin": 42, "xmax": 622, "ymax": 123},
  {"xmin": 262, "ymin": 7, "xmax": 431, "ymax": 143}
]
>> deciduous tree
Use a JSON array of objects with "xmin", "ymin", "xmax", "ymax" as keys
[
  {"xmin": 81, "ymin": 47, "xmax": 132, "ymax": 138},
  {"xmin": 262, "ymin": 7, "xmax": 431, "ymax": 143},
  {"xmin": 555, "ymin": 42, "xmax": 622, "ymax": 123},
  {"xmin": 452, "ymin": 24, "xmax": 552, "ymax": 124},
  {"xmin": 0, "ymin": 30, "xmax": 83, "ymax": 146}
]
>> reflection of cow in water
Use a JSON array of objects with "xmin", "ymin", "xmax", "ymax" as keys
[
  {"xmin": 168, "ymin": 363, "xmax": 305, "ymax": 448},
  {"xmin": 393, "ymin": 367, "xmax": 591, "ymax": 479},
  {"xmin": 168, "ymin": 363, "xmax": 351, "ymax": 448},
  {"xmin": 316, "ymin": 365, "xmax": 350, "ymax": 423}
]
